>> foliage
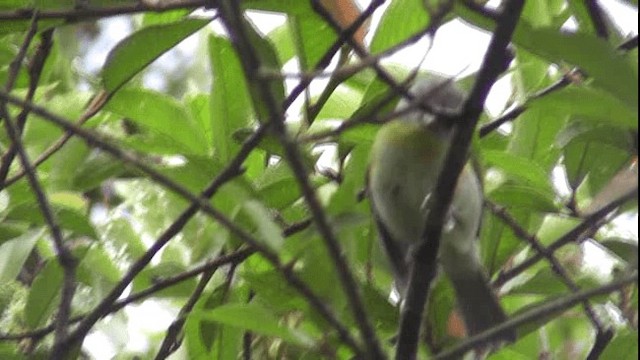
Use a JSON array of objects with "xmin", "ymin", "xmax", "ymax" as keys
[{"xmin": 0, "ymin": 0, "xmax": 637, "ymax": 359}]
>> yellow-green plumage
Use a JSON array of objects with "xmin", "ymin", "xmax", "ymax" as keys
[{"xmin": 367, "ymin": 76, "xmax": 515, "ymax": 341}]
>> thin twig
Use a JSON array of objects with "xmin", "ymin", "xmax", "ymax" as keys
[
  {"xmin": 486, "ymin": 201, "xmax": 606, "ymax": 332},
  {"xmin": 395, "ymin": 1, "xmax": 523, "ymax": 358},
  {"xmin": 1, "ymin": 91, "xmax": 110, "ymax": 189},
  {"xmin": 494, "ymin": 188, "xmax": 638, "ymax": 287},
  {"xmin": 282, "ymin": 0, "xmax": 386, "ymax": 112},
  {"xmin": 154, "ymin": 263, "xmax": 219, "ymax": 359}
]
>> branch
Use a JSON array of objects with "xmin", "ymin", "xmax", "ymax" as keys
[
  {"xmin": 154, "ymin": 264, "xmax": 218, "ymax": 359},
  {"xmin": 494, "ymin": 188, "xmax": 638, "ymax": 287},
  {"xmin": 1, "ymin": 91, "xmax": 110, "ymax": 190},
  {"xmin": 486, "ymin": 202, "xmax": 606, "ymax": 332},
  {"xmin": 395, "ymin": 2, "xmax": 524, "ymax": 358},
  {"xmin": 434, "ymin": 271, "xmax": 638, "ymax": 360},
  {"xmin": 0, "ymin": 90, "xmax": 362, "ymax": 357},
  {"xmin": 217, "ymin": 1, "xmax": 383, "ymax": 358},
  {"xmin": 0, "ymin": 0, "xmax": 210, "ymax": 21},
  {"xmin": 1, "ymin": 17, "xmax": 79, "ymax": 357},
  {"xmin": 282, "ymin": 0, "xmax": 385, "ymax": 111},
  {"xmin": 585, "ymin": 0, "xmax": 610, "ymax": 39},
  {"xmin": 479, "ymin": 30, "xmax": 636, "ymax": 137}
]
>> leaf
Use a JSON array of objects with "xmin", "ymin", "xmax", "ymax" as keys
[
  {"xmin": 0, "ymin": 230, "xmax": 43, "ymax": 283},
  {"xmin": 515, "ymin": 29, "xmax": 638, "ymax": 109},
  {"xmin": 105, "ymin": 88, "xmax": 208, "ymax": 155},
  {"xmin": 599, "ymin": 237, "xmax": 638, "ymax": 266},
  {"xmin": 6, "ymin": 203, "xmax": 97, "ymax": 239},
  {"xmin": 600, "ymin": 329, "xmax": 639, "ymax": 360},
  {"xmin": 72, "ymin": 152, "xmax": 127, "ymax": 191},
  {"xmin": 101, "ymin": 18, "xmax": 210, "ymax": 92},
  {"xmin": 192, "ymin": 303, "xmax": 315, "ymax": 348},
  {"xmin": 487, "ymin": 184, "xmax": 557, "ymax": 212},
  {"xmin": 370, "ymin": 0, "xmax": 430, "ymax": 53},
  {"xmin": 208, "ymin": 35, "xmax": 254, "ymax": 162},
  {"xmin": 528, "ymin": 86, "xmax": 638, "ymax": 130},
  {"xmin": 240, "ymin": 200, "xmax": 284, "ymax": 251},
  {"xmin": 453, "ymin": 7, "xmax": 638, "ymax": 109},
  {"xmin": 482, "ymin": 150, "xmax": 554, "ymax": 193},
  {"xmin": 25, "ymin": 260, "xmax": 63, "ymax": 329}
]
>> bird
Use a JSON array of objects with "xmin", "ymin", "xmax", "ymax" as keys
[{"xmin": 367, "ymin": 75, "xmax": 515, "ymax": 341}]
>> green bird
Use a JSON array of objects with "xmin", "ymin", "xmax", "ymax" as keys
[{"xmin": 367, "ymin": 75, "xmax": 514, "ymax": 340}]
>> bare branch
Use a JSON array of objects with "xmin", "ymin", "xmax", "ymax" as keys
[
  {"xmin": 1, "ymin": 19, "xmax": 77, "ymax": 357},
  {"xmin": 395, "ymin": 1, "xmax": 524, "ymax": 358},
  {"xmin": 217, "ymin": 1, "xmax": 382, "ymax": 358}
]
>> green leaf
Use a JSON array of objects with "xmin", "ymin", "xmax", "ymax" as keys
[
  {"xmin": 600, "ymin": 329, "xmax": 639, "ymax": 360},
  {"xmin": 453, "ymin": 8, "xmax": 638, "ymax": 110},
  {"xmin": 101, "ymin": 18, "xmax": 210, "ymax": 92},
  {"xmin": 240, "ymin": 17, "xmax": 286, "ymax": 121},
  {"xmin": 528, "ymin": 86, "xmax": 638, "ymax": 130},
  {"xmin": 105, "ymin": 88, "xmax": 208, "ymax": 155},
  {"xmin": 72, "ymin": 152, "xmax": 127, "ymax": 191},
  {"xmin": 370, "ymin": 0, "xmax": 430, "ymax": 53},
  {"xmin": 482, "ymin": 150, "xmax": 553, "ymax": 193},
  {"xmin": 0, "ymin": 230, "xmax": 43, "ymax": 283},
  {"xmin": 536, "ymin": 214, "xmax": 580, "ymax": 246},
  {"xmin": 599, "ymin": 237, "xmax": 638, "ymax": 266},
  {"xmin": 487, "ymin": 184, "xmax": 557, "ymax": 212},
  {"xmin": 208, "ymin": 35, "xmax": 254, "ymax": 162},
  {"xmin": 25, "ymin": 260, "xmax": 63, "ymax": 329},
  {"xmin": 191, "ymin": 303, "xmax": 315, "ymax": 348},
  {"xmin": 516, "ymin": 29, "xmax": 638, "ymax": 109},
  {"xmin": 240, "ymin": 200, "xmax": 284, "ymax": 251},
  {"xmin": 6, "ymin": 203, "xmax": 97, "ymax": 239},
  {"xmin": 78, "ymin": 245, "xmax": 122, "ymax": 284}
]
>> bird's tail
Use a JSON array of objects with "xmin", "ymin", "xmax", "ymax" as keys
[{"xmin": 449, "ymin": 269, "xmax": 516, "ymax": 342}]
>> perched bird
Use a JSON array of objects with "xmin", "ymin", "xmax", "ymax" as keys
[{"xmin": 367, "ymin": 75, "xmax": 514, "ymax": 340}]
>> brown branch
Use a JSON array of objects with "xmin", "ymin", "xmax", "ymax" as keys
[
  {"xmin": 434, "ymin": 271, "xmax": 638, "ymax": 360},
  {"xmin": 395, "ymin": 1, "xmax": 523, "ymax": 358},
  {"xmin": 1, "ymin": 19, "xmax": 78, "ymax": 357},
  {"xmin": 217, "ymin": 1, "xmax": 381, "ymax": 358}
]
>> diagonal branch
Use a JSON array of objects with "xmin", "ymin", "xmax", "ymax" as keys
[
  {"xmin": 486, "ymin": 201, "xmax": 606, "ymax": 332},
  {"xmin": 216, "ymin": 1, "xmax": 384, "ymax": 358},
  {"xmin": 395, "ymin": 1, "xmax": 524, "ymax": 359},
  {"xmin": 1, "ymin": 19, "xmax": 78, "ymax": 358},
  {"xmin": 0, "ymin": 24, "xmax": 53, "ymax": 187},
  {"xmin": 434, "ymin": 271, "xmax": 638, "ymax": 360},
  {"xmin": 0, "ymin": 89, "xmax": 363, "ymax": 359},
  {"xmin": 493, "ymin": 188, "xmax": 637, "ymax": 287}
]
